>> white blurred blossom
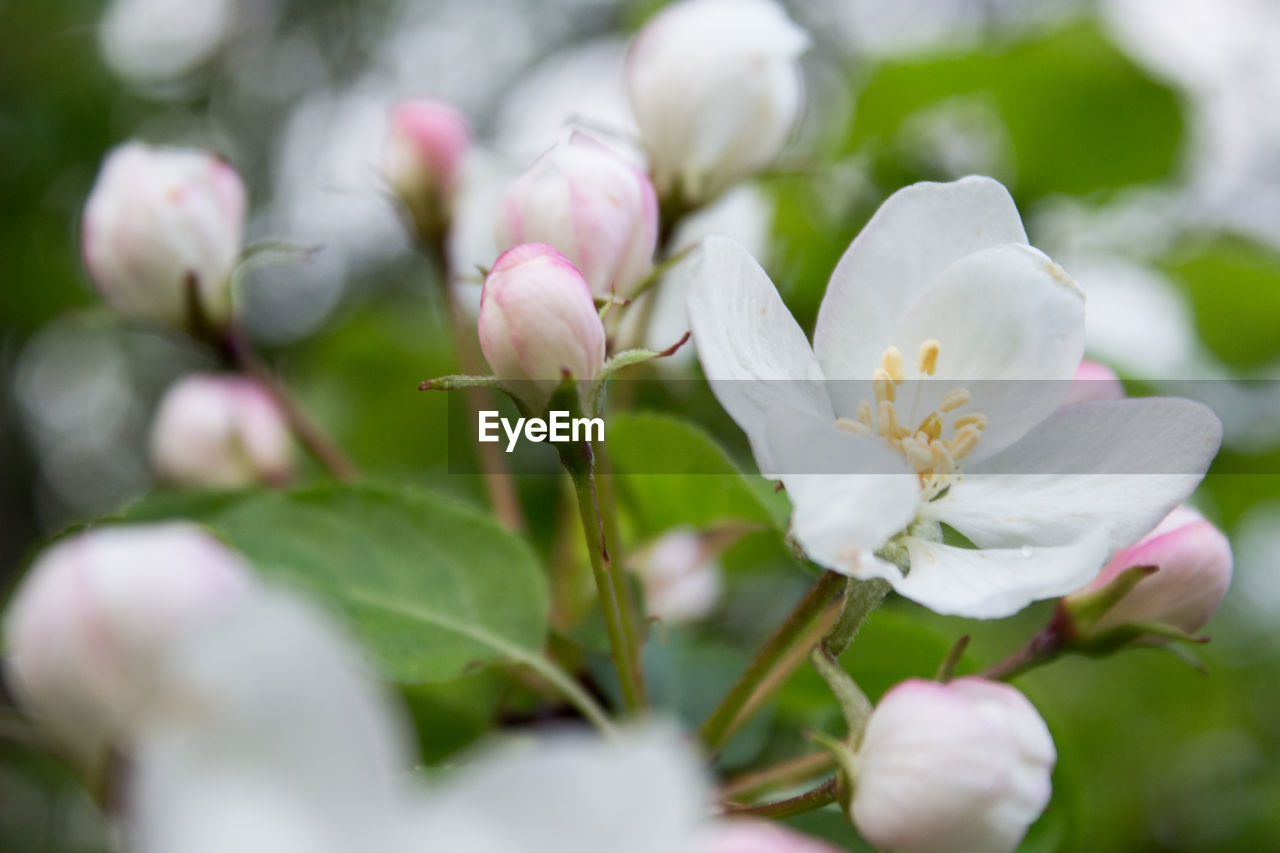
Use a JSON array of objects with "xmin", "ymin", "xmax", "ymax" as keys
[
  {"xmin": 3, "ymin": 524, "xmax": 253, "ymax": 781},
  {"xmin": 99, "ymin": 0, "xmax": 237, "ymax": 88}
]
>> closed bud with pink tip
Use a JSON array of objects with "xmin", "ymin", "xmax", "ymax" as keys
[
  {"xmin": 386, "ymin": 99, "xmax": 470, "ymax": 238},
  {"xmin": 150, "ymin": 374, "xmax": 294, "ymax": 489},
  {"xmin": 1068, "ymin": 506, "xmax": 1232, "ymax": 637},
  {"xmin": 495, "ymin": 134, "xmax": 658, "ymax": 300},
  {"xmin": 477, "ymin": 244, "xmax": 606, "ymax": 409}
]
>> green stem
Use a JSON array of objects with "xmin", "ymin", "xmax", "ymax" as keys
[
  {"xmin": 718, "ymin": 751, "xmax": 836, "ymax": 802},
  {"xmin": 569, "ymin": 459, "xmax": 646, "ymax": 712},
  {"xmin": 821, "ymin": 578, "xmax": 890, "ymax": 657},
  {"xmin": 222, "ymin": 326, "xmax": 358, "ymax": 482},
  {"xmin": 720, "ymin": 776, "xmax": 840, "ymax": 820},
  {"xmin": 510, "ymin": 647, "xmax": 617, "ymax": 737},
  {"xmin": 700, "ymin": 570, "xmax": 845, "ymax": 752},
  {"xmin": 593, "ymin": 442, "xmax": 645, "ymax": 678}
]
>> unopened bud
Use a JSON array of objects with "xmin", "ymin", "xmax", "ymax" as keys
[
  {"xmin": 626, "ymin": 0, "xmax": 808, "ymax": 204},
  {"xmin": 852, "ymin": 677, "xmax": 1055, "ymax": 853},
  {"xmin": 630, "ymin": 527, "xmax": 723, "ymax": 624},
  {"xmin": 703, "ymin": 820, "xmax": 841, "ymax": 852},
  {"xmin": 150, "ymin": 374, "xmax": 293, "ymax": 489},
  {"xmin": 2, "ymin": 523, "xmax": 253, "ymax": 780},
  {"xmin": 82, "ymin": 143, "xmax": 246, "ymax": 331},
  {"xmin": 386, "ymin": 99, "xmax": 470, "ymax": 239},
  {"xmin": 495, "ymin": 134, "xmax": 658, "ymax": 300},
  {"xmin": 1062, "ymin": 359, "xmax": 1125, "ymax": 405},
  {"xmin": 1066, "ymin": 506, "xmax": 1232, "ymax": 639},
  {"xmin": 477, "ymin": 244, "xmax": 606, "ymax": 408}
]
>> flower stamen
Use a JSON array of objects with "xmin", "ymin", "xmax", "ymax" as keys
[{"xmin": 838, "ymin": 342, "xmax": 988, "ymax": 500}]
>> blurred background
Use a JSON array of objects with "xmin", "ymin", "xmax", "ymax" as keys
[{"xmin": 3, "ymin": 0, "xmax": 1280, "ymax": 849}]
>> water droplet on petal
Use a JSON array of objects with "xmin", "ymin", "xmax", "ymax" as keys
[{"xmin": 1020, "ymin": 545, "xmax": 1034, "ymax": 557}]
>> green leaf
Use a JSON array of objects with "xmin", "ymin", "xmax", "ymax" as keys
[
  {"xmin": 1162, "ymin": 234, "xmax": 1280, "ymax": 370},
  {"xmin": 847, "ymin": 22, "xmax": 1185, "ymax": 199},
  {"xmin": 606, "ymin": 412, "xmax": 787, "ymax": 536},
  {"xmin": 124, "ymin": 484, "xmax": 550, "ymax": 684}
]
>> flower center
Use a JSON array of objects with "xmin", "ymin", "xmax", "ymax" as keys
[{"xmin": 834, "ymin": 340, "xmax": 987, "ymax": 500}]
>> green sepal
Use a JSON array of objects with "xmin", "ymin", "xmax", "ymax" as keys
[{"xmin": 1061, "ymin": 564, "xmax": 1157, "ymax": 634}]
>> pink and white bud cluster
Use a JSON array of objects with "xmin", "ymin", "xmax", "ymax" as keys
[
  {"xmin": 150, "ymin": 373, "xmax": 294, "ymax": 489},
  {"xmin": 2, "ymin": 524, "xmax": 253, "ymax": 780},
  {"xmin": 386, "ymin": 99, "xmax": 471, "ymax": 238},
  {"xmin": 852, "ymin": 677, "xmax": 1056, "ymax": 853},
  {"xmin": 478, "ymin": 244, "xmax": 606, "ymax": 406},
  {"xmin": 82, "ymin": 142, "xmax": 247, "ymax": 330},
  {"xmin": 626, "ymin": 0, "xmax": 809, "ymax": 204},
  {"xmin": 1072, "ymin": 505, "xmax": 1232, "ymax": 636},
  {"xmin": 631, "ymin": 528, "xmax": 723, "ymax": 624},
  {"xmin": 496, "ymin": 134, "xmax": 658, "ymax": 300}
]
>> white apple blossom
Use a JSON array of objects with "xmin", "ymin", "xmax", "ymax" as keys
[
  {"xmin": 626, "ymin": 0, "xmax": 809, "ymax": 204},
  {"xmin": 129, "ymin": 591, "xmax": 419, "ymax": 853},
  {"xmin": 149, "ymin": 373, "xmax": 293, "ymax": 489},
  {"xmin": 407, "ymin": 725, "xmax": 710, "ymax": 853},
  {"xmin": 2, "ymin": 523, "xmax": 252, "ymax": 780},
  {"xmin": 128, "ymin": 589, "xmax": 721, "ymax": 853},
  {"xmin": 82, "ymin": 143, "xmax": 247, "ymax": 330},
  {"xmin": 681, "ymin": 176, "xmax": 1222, "ymax": 618},
  {"xmin": 851, "ymin": 677, "xmax": 1055, "ymax": 853}
]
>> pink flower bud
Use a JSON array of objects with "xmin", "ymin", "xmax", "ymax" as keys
[
  {"xmin": 496, "ymin": 134, "xmax": 658, "ymax": 300},
  {"xmin": 852, "ymin": 677, "xmax": 1055, "ymax": 853},
  {"xmin": 81, "ymin": 143, "xmax": 247, "ymax": 330},
  {"xmin": 702, "ymin": 820, "xmax": 841, "ymax": 853},
  {"xmin": 385, "ymin": 99, "xmax": 471, "ymax": 238},
  {"xmin": 626, "ymin": 0, "xmax": 809, "ymax": 204},
  {"xmin": 477, "ymin": 244, "xmax": 606, "ymax": 402},
  {"xmin": 1062, "ymin": 359, "xmax": 1125, "ymax": 405},
  {"xmin": 631, "ymin": 527, "xmax": 723, "ymax": 623},
  {"xmin": 150, "ymin": 374, "xmax": 293, "ymax": 489},
  {"xmin": 1073, "ymin": 506, "xmax": 1232, "ymax": 635},
  {"xmin": 2, "ymin": 523, "xmax": 253, "ymax": 780}
]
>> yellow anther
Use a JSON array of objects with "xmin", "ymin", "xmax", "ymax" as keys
[
  {"xmin": 917, "ymin": 412, "xmax": 943, "ymax": 441},
  {"xmin": 901, "ymin": 437, "xmax": 934, "ymax": 470},
  {"xmin": 835, "ymin": 416, "xmax": 871, "ymax": 436},
  {"xmin": 950, "ymin": 425, "xmax": 982, "ymax": 461},
  {"xmin": 873, "ymin": 368, "xmax": 896, "ymax": 403},
  {"xmin": 880, "ymin": 346, "xmax": 905, "ymax": 383},
  {"xmin": 856, "ymin": 400, "xmax": 874, "ymax": 427},
  {"xmin": 930, "ymin": 439, "xmax": 956, "ymax": 475},
  {"xmin": 940, "ymin": 389, "xmax": 971, "ymax": 412},
  {"xmin": 877, "ymin": 401, "xmax": 898, "ymax": 438},
  {"xmin": 917, "ymin": 339, "xmax": 941, "ymax": 376},
  {"xmin": 952, "ymin": 413, "xmax": 989, "ymax": 432}
]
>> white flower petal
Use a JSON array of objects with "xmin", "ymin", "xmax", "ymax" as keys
[
  {"xmin": 924, "ymin": 398, "xmax": 1223, "ymax": 553},
  {"xmin": 684, "ymin": 236, "xmax": 833, "ymax": 474},
  {"xmin": 765, "ymin": 413, "xmax": 920, "ymax": 577},
  {"xmin": 885, "ymin": 243, "xmax": 1085, "ymax": 462},
  {"xmin": 897, "ymin": 535, "xmax": 1114, "ymax": 619},
  {"xmin": 813, "ymin": 176, "xmax": 1028, "ymax": 380},
  {"xmin": 417, "ymin": 724, "xmax": 708, "ymax": 853}
]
